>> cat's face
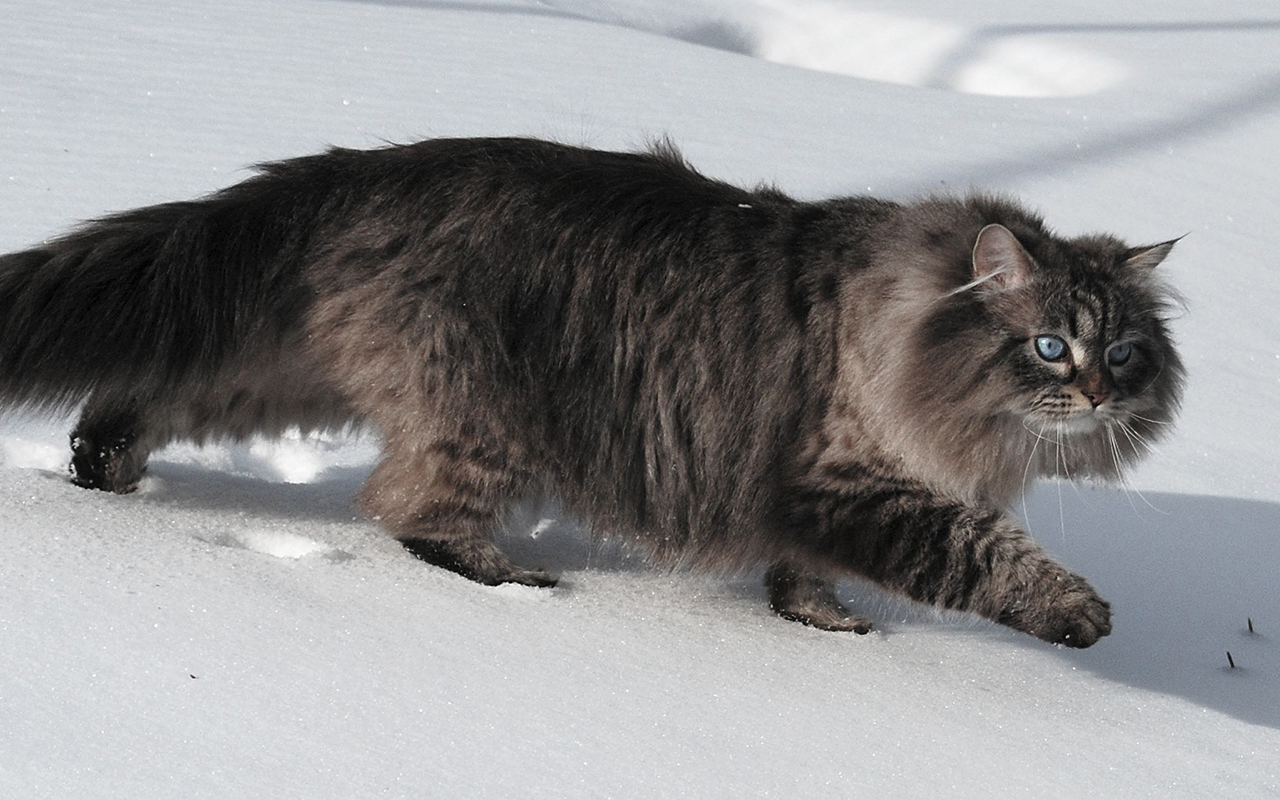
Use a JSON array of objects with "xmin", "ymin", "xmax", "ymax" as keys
[
  {"xmin": 1014, "ymin": 290, "xmax": 1175, "ymax": 436},
  {"xmin": 967, "ymin": 224, "xmax": 1184, "ymax": 444}
]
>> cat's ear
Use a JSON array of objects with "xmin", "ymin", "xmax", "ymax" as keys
[
  {"xmin": 1122, "ymin": 236, "xmax": 1182, "ymax": 270},
  {"xmin": 972, "ymin": 224, "xmax": 1033, "ymax": 290}
]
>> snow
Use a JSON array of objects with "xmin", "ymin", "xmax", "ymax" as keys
[{"xmin": 2, "ymin": 0, "xmax": 1279, "ymax": 796}]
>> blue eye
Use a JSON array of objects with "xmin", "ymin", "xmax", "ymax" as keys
[
  {"xmin": 1034, "ymin": 335, "xmax": 1068, "ymax": 362},
  {"xmin": 1107, "ymin": 342, "xmax": 1132, "ymax": 366}
]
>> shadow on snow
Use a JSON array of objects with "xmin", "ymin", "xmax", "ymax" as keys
[{"xmin": 137, "ymin": 455, "xmax": 1280, "ymax": 731}]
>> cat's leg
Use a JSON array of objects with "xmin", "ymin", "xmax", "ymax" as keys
[
  {"xmin": 360, "ymin": 439, "xmax": 554, "ymax": 587},
  {"xmin": 790, "ymin": 481, "xmax": 1111, "ymax": 647},
  {"xmin": 765, "ymin": 561, "xmax": 872, "ymax": 633},
  {"xmin": 69, "ymin": 398, "xmax": 153, "ymax": 494}
]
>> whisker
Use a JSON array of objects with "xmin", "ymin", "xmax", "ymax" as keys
[
  {"xmin": 1021, "ymin": 419, "xmax": 1058, "ymax": 444},
  {"xmin": 1110, "ymin": 422, "xmax": 1168, "ymax": 514},
  {"xmin": 1136, "ymin": 356, "xmax": 1169, "ymax": 396},
  {"xmin": 1114, "ymin": 418, "xmax": 1155, "ymax": 461},
  {"xmin": 1021, "ymin": 422, "xmax": 1046, "ymax": 539},
  {"xmin": 939, "ymin": 268, "xmax": 1012, "ymax": 300},
  {"xmin": 1054, "ymin": 423, "xmax": 1066, "ymax": 544},
  {"xmin": 1126, "ymin": 412, "xmax": 1173, "ymax": 426},
  {"xmin": 1117, "ymin": 418, "xmax": 1173, "ymax": 466},
  {"xmin": 1107, "ymin": 424, "xmax": 1142, "ymax": 517},
  {"xmin": 1058, "ymin": 422, "xmax": 1087, "ymax": 501}
]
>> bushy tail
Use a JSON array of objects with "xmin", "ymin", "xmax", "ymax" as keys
[{"xmin": 0, "ymin": 164, "xmax": 328, "ymax": 413}]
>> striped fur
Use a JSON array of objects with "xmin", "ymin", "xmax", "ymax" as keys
[{"xmin": 0, "ymin": 138, "xmax": 1184, "ymax": 646}]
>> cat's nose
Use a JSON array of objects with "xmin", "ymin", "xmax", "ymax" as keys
[{"xmin": 1083, "ymin": 390, "xmax": 1109, "ymax": 408}]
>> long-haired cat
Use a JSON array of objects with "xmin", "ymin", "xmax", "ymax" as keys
[{"xmin": 0, "ymin": 137, "xmax": 1183, "ymax": 647}]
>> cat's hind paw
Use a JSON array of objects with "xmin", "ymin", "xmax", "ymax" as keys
[
  {"xmin": 767, "ymin": 562, "xmax": 873, "ymax": 634},
  {"xmin": 775, "ymin": 603, "xmax": 874, "ymax": 634},
  {"xmin": 400, "ymin": 538, "xmax": 558, "ymax": 588}
]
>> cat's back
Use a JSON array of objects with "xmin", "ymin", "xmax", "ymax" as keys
[
  {"xmin": 321, "ymin": 136, "xmax": 742, "ymax": 203},
  {"xmin": 300, "ymin": 136, "xmax": 764, "ymax": 404}
]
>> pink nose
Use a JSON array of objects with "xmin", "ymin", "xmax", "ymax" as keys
[{"xmin": 1084, "ymin": 390, "xmax": 1109, "ymax": 408}]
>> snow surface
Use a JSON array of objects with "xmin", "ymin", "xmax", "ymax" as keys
[{"xmin": 2, "ymin": 0, "xmax": 1279, "ymax": 796}]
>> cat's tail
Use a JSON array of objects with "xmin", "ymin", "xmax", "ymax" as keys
[{"xmin": 0, "ymin": 169, "xmax": 318, "ymax": 413}]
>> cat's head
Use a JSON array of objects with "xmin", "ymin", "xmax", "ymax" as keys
[
  {"xmin": 885, "ymin": 195, "xmax": 1182, "ymax": 494},
  {"xmin": 917, "ymin": 202, "xmax": 1185, "ymax": 481}
]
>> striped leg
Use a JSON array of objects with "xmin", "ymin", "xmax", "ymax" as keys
[{"xmin": 790, "ymin": 480, "xmax": 1111, "ymax": 647}]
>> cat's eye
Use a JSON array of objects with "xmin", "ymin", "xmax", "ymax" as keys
[
  {"xmin": 1034, "ymin": 335, "xmax": 1068, "ymax": 362},
  {"xmin": 1107, "ymin": 342, "xmax": 1133, "ymax": 366}
]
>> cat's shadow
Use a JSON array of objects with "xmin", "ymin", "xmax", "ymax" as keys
[
  {"xmin": 140, "ymin": 457, "xmax": 1279, "ymax": 730},
  {"xmin": 140, "ymin": 456, "xmax": 646, "ymax": 572},
  {"xmin": 1001, "ymin": 485, "xmax": 1279, "ymax": 731},
  {"xmin": 829, "ymin": 486, "xmax": 1280, "ymax": 731}
]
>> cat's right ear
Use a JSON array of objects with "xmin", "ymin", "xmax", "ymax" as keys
[{"xmin": 972, "ymin": 224, "xmax": 1033, "ymax": 291}]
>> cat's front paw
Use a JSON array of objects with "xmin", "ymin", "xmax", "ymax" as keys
[{"xmin": 999, "ymin": 571, "xmax": 1112, "ymax": 648}]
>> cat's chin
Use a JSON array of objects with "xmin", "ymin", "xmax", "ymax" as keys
[{"xmin": 1025, "ymin": 412, "xmax": 1105, "ymax": 436}]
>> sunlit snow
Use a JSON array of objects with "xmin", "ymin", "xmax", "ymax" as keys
[{"xmin": 2, "ymin": 0, "xmax": 1278, "ymax": 796}]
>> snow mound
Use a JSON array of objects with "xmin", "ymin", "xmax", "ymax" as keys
[
  {"xmin": 553, "ymin": 0, "xmax": 1127, "ymax": 97},
  {"xmin": 197, "ymin": 526, "xmax": 348, "ymax": 560},
  {"xmin": 226, "ymin": 431, "xmax": 335, "ymax": 484},
  {"xmin": 750, "ymin": 4, "xmax": 1126, "ymax": 97},
  {"xmin": 0, "ymin": 436, "xmax": 67, "ymax": 472}
]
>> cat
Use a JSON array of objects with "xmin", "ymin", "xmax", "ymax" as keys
[{"xmin": 0, "ymin": 137, "xmax": 1184, "ymax": 647}]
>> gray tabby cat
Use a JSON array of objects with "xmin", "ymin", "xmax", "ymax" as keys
[{"xmin": 0, "ymin": 137, "xmax": 1183, "ymax": 647}]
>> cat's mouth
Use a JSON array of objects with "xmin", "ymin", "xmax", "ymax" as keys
[
  {"xmin": 1025, "ymin": 403, "xmax": 1144, "ymax": 438},
  {"xmin": 1025, "ymin": 401, "xmax": 1126, "ymax": 433}
]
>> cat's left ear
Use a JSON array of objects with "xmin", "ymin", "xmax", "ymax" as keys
[{"xmin": 1122, "ymin": 236, "xmax": 1183, "ymax": 270}]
